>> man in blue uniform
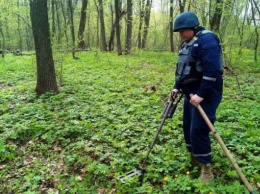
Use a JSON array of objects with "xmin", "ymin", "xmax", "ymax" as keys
[{"xmin": 171, "ymin": 12, "xmax": 223, "ymax": 184}]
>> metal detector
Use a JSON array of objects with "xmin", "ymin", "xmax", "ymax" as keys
[{"xmin": 117, "ymin": 92, "xmax": 183, "ymax": 183}]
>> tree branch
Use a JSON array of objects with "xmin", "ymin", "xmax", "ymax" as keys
[{"xmin": 14, "ymin": 13, "xmax": 32, "ymax": 29}]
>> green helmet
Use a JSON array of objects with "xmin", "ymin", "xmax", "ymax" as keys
[{"xmin": 173, "ymin": 12, "xmax": 199, "ymax": 32}]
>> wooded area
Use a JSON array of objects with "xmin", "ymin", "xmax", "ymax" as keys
[
  {"xmin": 0, "ymin": 0, "xmax": 259, "ymax": 59},
  {"xmin": 0, "ymin": 0, "xmax": 258, "ymax": 95}
]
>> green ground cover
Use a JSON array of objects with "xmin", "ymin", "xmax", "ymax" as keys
[{"xmin": 0, "ymin": 51, "xmax": 259, "ymax": 193}]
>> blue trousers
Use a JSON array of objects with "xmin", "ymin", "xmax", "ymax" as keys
[{"xmin": 183, "ymin": 95, "xmax": 222, "ymax": 164}]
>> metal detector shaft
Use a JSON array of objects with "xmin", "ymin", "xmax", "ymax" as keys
[
  {"xmin": 190, "ymin": 94, "xmax": 255, "ymax": 194},
  {"xmin": 140, "ymin": 94, "xmax": 183, "ymax": 169},
  {"xmin": 140, "ymin": 116, "xmax": 167, "ymax": 169}
]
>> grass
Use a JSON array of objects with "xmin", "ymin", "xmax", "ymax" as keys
[{"xmin": 0, "ymin": 50, "xmax": 259, "ymax": 193}]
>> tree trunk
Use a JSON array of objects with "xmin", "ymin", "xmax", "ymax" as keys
[
  {"xmin": 60, "ymin": 0, "xmax": 69, "ymax": 46},
  {"xmin": 169, "ymin": 0, "xmax": 174, "ymax": 52},
  {"xmin": 95, "ymin": 0, "xmax": 100, "ymax": 48},
  {"xmin": 17, "ymin": 0, "xmax": 23, "ymax": 54},
  {"xmin": 210, "ymin": 0, "xmax": 223, "ymax": 32},
  {"xmin": 55, "ymin": 1, "xmax": 62, "ymax": 44},
  {"xmin": 115, "ymin": 0, "xmax": 122, "ymax": 55},
  {"xmin": 5, "ymin": 17, "xmax": 10, "ymax": 50},
  {"xmin": 251, "ymin": 0, "xmax": 260, "ymax": 14},
  {"xmin": 0, "ymin": 25, "xmax": 5, "ymax": 58},
  {"xmin": 125, "ymin": 0, "xmax": 132, "ymax": 54},
  {"xmin": 250, "ymin": 0, "xmax": 259, "ymax": 63},
  {"xmin": 218, "ymin": 0, "xmax": 233, "ymax": 39},
  {"xmin": 51, "ymin": 0, "xmax": 56, "ymax": 37},
  {"xmin": 68, "ymin": 0, "xmax": 77, "ymax": 58},
  {"xmin": 110, "ymin": 2, "xmax": 126, "ymax": 52},
  {"xmin": 78, "ymin": 0, "xmax": 88, "ymax": 49},
  {"xmin": 142, "ymin": 0, "xmax": 152, "ymax": 49},
  {"xmin": 87, "ymin": 1, "xmax": 91, "ymax": 49},
  {"xmin": 29, "ymin": 0, "xmax": 59, "ymax": 95},
  {"xmin": 178, "ymin": 0, "xmax": 186, "ymax": 13},
  {"xmin": 98, "ymin": 0, "xmax": 107, "ymax": 51},
  {"xmin": 238, "ymin": 0, "xmax": 249, "ymax": 55},
  {"xmin": 108, "ymin": 4, "xmax": 115, "ymax": 51},
  {"xmin": 25, "ymin": 16, "xmax": 33, "ymax": 51},
  {"xmin": 137, "ymin": 0, "xmax": 145, "ymax": 49},
  {"xmin": 201, "ymin": 6, "xmax": 208, "ymax": 26}
]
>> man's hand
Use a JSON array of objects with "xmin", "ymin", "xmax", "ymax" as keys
[
  {"xmin": 169, "ymin": 89, "xmax": 179, "ymax": 99},
  {"xmin": 190, "ymin": 94, "xmax": 203, "ymax": 107}
]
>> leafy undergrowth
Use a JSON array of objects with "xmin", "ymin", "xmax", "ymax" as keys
[{"xmin": 0, "ymin": 50, "xmax": 259, "ymax": 194}]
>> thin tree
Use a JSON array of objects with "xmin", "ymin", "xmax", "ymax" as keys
[
  {"xmin": 68, "ymin": 0, "xmax": 77, "ymax": 58},
  {"xmin": 250, "ymin": 0, "xmax": 260, "ymax": 15},
  {"xmin": 0, "ymin": 24, "xmax": 5, "ymax": 58},
  {"xmin": 55, "ymin": 1, "xmax": 62, "ymax": 44},
  {"xmin": 29, "ymin": 0, "xmax": 59, "ymax": 95},
  {"xmin": 17, "ymin": 0, "xmax": 23, "ymax": 54},
  {"xmin": 125, "ymin": 0, "xmax": 132, "ymax": 54},
  {"xmin": 210, "ymin": 0, "xmax": 223, "ymax": 32},
  {"xmin": 109, "ymin": 2, "xmax": 126, "ymax": 52},
  {"xmin": 98, "ymin": 0, "xmax": 107, "ymax": 51},
  {"xmin": 51, "ymin": 0, "xmax": 56, "ymax": 37},
  {"xmin": 237, "ymin": 0, "xmax": 249, "ymax": 55},
  {"xmin": 249, "ymin": 0, "xmax": 259, "ymax": 62},
  {"xmin": 137, "ymin": 0, "xmax": 145, "ymax": 49},
  {"xmin": 169, "ymin": 0, "xmax": 174, "ymax": 52},
  {"xmin": 178, "ymin": 0, "xmax": 186, "ymax": 13},
  {"xmin": 60, "ymin": 0, "xmax": 69, "ymax": 46},
  {"xmin": 108, "ymin": 3, "xmax": 115, "ymax": 51},
  {"xmin": 94, "ymin": 0, "xmax": 100, "ymax": 48},
  {"xmin": 115, "ymin": 0, "xmax": 123, "ymax": 55},
  {"xmin": 87, "ymin": 1, "xmax": 91, "ymax": 49},
  {"xmin": 142, "ymin": 0, "xmax": 152, "ymax": 49},
  {"xmin": 78, "ymin": 0, "xmax": 88, "ymax": 49}
]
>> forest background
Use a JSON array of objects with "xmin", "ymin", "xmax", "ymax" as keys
[
  {"xmin": 0, "ymin": 0, "xmax": 260, "ymax": 193},
  {"xmin": 0, "ymin": 0, "xmax": 259, "ymax": 60}
]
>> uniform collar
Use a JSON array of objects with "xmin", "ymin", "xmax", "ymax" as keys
[{"xmin": 194, "ymin": 26, "xmax": 205, "ymax": 35}]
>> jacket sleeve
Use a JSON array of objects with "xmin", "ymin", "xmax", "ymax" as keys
[
  {"xmin": 174, "ymin": 80, "xmax": 181, "ymax": 90},
  {"xmin": 196, "ymin": 34, "xmax": 221, "ymax": 98}
]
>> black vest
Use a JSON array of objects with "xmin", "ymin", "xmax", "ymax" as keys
[{"xmin": 175, "ymin": 30, "xmax": 223, "ymax": 85}]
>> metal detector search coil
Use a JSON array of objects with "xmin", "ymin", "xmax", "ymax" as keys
[{"xmin": 117, "ymin": 167, "xmax": 144, "ymax": 183}]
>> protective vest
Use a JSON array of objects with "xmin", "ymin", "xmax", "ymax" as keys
[{"xmin": 175, "ymin": 30, "xmax": 224, "ymax": 85}]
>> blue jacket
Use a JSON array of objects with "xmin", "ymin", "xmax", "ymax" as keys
[{"xmin": 174, "ymin": 27, "xmax": 223, "ymax": 99}]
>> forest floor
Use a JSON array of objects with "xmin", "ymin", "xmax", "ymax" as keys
[{"xmin": 0, "ymin": 50, "xmax": 260, "ymax": 193}]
